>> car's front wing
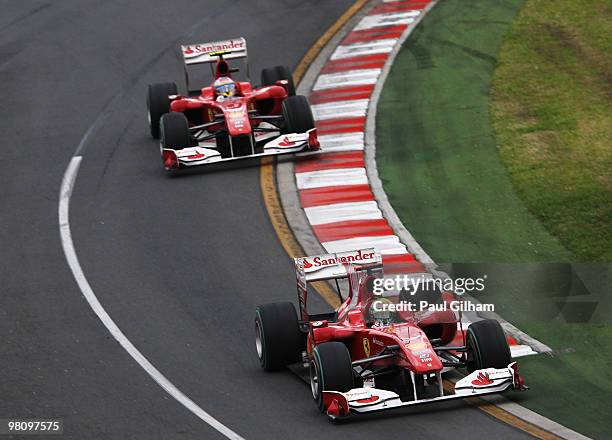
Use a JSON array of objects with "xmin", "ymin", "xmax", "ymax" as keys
[
  {"xmin": 322, "ymin": 362, "xmax": 526, "ymax": 419},
  {"xmin": 161, "ymin": 128, "xmax": 320, "ymax": 170}
]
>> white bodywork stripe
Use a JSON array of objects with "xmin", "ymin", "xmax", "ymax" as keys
[
  {"xmin": 305, "ymin": 201, "xmax": 383, "ymax": 225},
  {"xmin": 311, "ymin": 99, "xmax": 369, "ymax": 121},
  {"xmin": 296, "ymin": 167, "xmax": 368, "ymax": 190},
  {"xmin": 313, "ymin": 69, "xmax": 381, "ymax": 90}
]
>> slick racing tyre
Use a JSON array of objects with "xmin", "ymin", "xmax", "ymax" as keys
[
  {"xmin": 160, "ymin": 113, "xmax": 190, "ymax": 151},
  {"xmin": 310, "ymin": 342, "xmax": 354, "ymax": 412},
  {"xmin": 282, "ymin": 95, "xmax": 315, "ymax": 134},
  {"xmin": 147, "ymin": 82, "xmax": 177, "ymax": 139},
  {"xmin": 261, "ymin": 65, "xmax": 296, "ymax": 96},
  {"xmin": 255, "ymin": 302, "xmax": 304, "ymax": 372},
  {"xmin": 466, "ymin": 319, "xmax": 512, "ymax": 372}
]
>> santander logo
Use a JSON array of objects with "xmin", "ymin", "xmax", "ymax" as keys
[
  {"xmin": 183, "ymin": 40, "xmax": 245, "ymax": 56},
  {"xmin": 471, "ymin": 372, "xmax": 493, "ymax": 387},
  {"xmin": 302, "ymin": 250, "xmax": 375, "ymax": 270}
]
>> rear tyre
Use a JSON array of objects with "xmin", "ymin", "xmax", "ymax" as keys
[
  {"xmin": 255, "ymin": 302, "xmax": 304, "ymax": 372},
  {"xmin": 466, "ymin": 319, "xmax": 512, "ymax": 373},
  {"xmin": 160, "ymin": 113, "xmax": 190, "ymax": 151},
  {"xmin": 310, "ymin": 342, "xmax": 354, "ymax": 411},
  {"xmin": 147, "ymin": 82, "xmax": 177, "ymax": 139},
  {"xmin": 261, "ymin": 65, "xmax": 296, "ymax": 96},
  {"xmin": 282, "ymin": 95, "xmax": 315, "ymax": 134}
]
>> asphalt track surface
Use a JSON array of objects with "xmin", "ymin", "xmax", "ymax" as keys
[{"xmin": 1, "ymin": 0, "xmax": 532, "ymax": 438}]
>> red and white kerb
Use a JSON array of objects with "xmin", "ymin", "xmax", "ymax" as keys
[{"xmin": 297, "ymin": 0, "xmax": 434, "ymax": 275}]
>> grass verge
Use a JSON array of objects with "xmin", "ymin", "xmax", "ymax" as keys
[
  {"xmin": 491, "ymin": 0, "xmax": 612, "ymax": 262},
  {"xmin": 376, "ymin": 0, "xmax": 570, "ymax": 263}
]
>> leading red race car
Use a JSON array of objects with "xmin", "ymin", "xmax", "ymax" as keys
[
  {"xmin": 255, "ymin": 249, "xmax": 527, "ymax": 419},
  {"xmin": 146, "ymin": 37, "xmax": 320, "ymax": 171}
]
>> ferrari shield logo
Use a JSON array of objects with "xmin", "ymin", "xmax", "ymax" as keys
[{"xmin": 363, "ymin": 338, "xmax": 371, "ymax": 357}]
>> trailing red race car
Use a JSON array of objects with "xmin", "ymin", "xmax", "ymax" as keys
[
  {"xmin": 146, "ymin": 37, "xmax": 320, "ymax": 171},
  {"xmin": 255, "ymin": 249, "xmax": 527, "ymax": 419}
]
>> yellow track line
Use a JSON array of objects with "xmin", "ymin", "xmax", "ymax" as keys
[
  {"xmin": 442, "ymin": 380, "xmax": 559, "ymax": 440},
  {"xmin": 260, "ymin": 1, "xmax": 561, "ymax": 438}
]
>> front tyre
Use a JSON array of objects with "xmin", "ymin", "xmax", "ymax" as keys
[
  {"xmin": 255, "ymin": 302, "xmax": 304, "ymax": 372},
  {"xmin": 160, "ymin": 113, "xmax": 190, "ymax": 151},
  {"xmin": 466, "ymin": 319, "xmax": 512, "ymax": 373},
  {"xmin": 310, "ymin": 342, "xmax": 354, "ymax": 412},
  {"xmin": 147, "ymin": 82, "xmax": 177, "ymax": 139},
  {"xmin": 282, "ymin": 95, "xmax": 315, "ymax": 134}
]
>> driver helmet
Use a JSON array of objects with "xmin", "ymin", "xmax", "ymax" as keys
[
  {"xmin": 368, "ymin": 297, "xmax": 397, "ymax": 327},
  {"xmin": 213, "ymin": 76, "xmax": 236, "ymax": 98}
]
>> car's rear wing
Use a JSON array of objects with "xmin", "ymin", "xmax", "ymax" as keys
[
  {"xmin": 181, "ymin": 37, "xmax": 248, "ymax": 65},
  {"xmin": 180, "ymin": 37, "xmax": 249, "ymax": 95},
  {"xmin": 295, "ymin": 248, "xmax": 383, "ymax": 283},
  {"xmin": 294, "ymin": 249, "xmax": 383, "ymax": 321}
]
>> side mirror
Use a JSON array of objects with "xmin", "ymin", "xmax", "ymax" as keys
[
  {"xmin": 347, "ymin": 310, "xmax": 362, "ymax": 326},
  {"xmin": 275, "ymin": 79, "xmax": 289, "ymax": 93},
  {"xmin": 310, "ymin": 320, "xmax": 329, "ymax": 328}
]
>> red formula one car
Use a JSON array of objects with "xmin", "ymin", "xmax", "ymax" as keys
[
  {"xmin": 146, "ymin": 37, "xmax": 320, "ymax": 171},
  {"xmin": 255, "ymin": 249, "xmax": 527, "ymax": 419}
]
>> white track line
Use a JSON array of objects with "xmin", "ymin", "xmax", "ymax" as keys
[
  {"xmin": 322, "ymin": 235, "xmax": 408, "ymax": 254},
  {"xmin": 331, "ymin": 39, "xmax": 398, "ymax": 60},
  {"xmin": 354, "ymin": 11, "xmax": 420, "ymax": 31},
  {"xmin": 295, "ymin": 167, "xmax": 368, "ymax": 189},
  {"xmin": 59, "ymin": 156, "xmax": 245, "ymax": 440},
  {"xmin": 311, "ymin": 99, "xmax": 369, "ymax": 120},
  {"xmin": 304, "ymin": 200, "xmax": 383, "ymax": 225},
  {"xmin": 318, "ymin": 133, "xmax": 365, "ymax": 151},
  {"xmin": 313, "ymin": 69, "xmax": 381, "ymax": 90}
]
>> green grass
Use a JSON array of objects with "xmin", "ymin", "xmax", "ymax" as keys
[
  {"xmin": 376, "ymin": 0, "xmax": 571, "ymax": 264},
  {"xmin": 509, "ymin": 324, "xmax": 612, "ymax": 439},
  {"xmin": 491, "ymin": 0, "xmax": 612, "ymax": 262},
  {"xmin": 375, "ymin": 0, "xmax": 612, "ymax": 437}
]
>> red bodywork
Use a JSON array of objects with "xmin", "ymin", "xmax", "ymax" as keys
[
  {"xmin": 304, "ymin": 267, "xmax": 460, "ymax": 376},
  {"xmin": 167, "ymin": 59, "xmax": 288, "ymax": 136}
]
